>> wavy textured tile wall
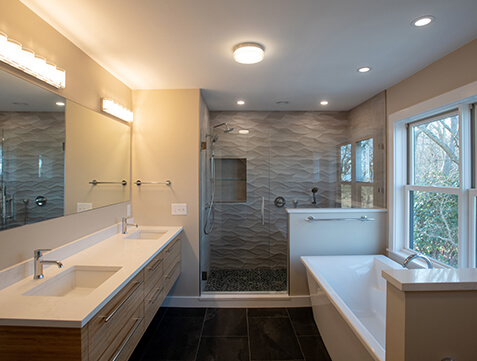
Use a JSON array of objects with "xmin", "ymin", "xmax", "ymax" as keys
[
  {"xmin": 0, "ymin": 112, "xmax": 65, "ymax": 228},
  {"xmin": 208, "ymin": 111, "xmax": 349, "ymax": 270}
]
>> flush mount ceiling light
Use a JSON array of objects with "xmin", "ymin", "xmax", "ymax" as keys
[
  {"xmin": 101, "ymin": 98, "xmax": 133, "ymax": 122},
  {"xmin": 412, "ymin": 15, "xmax": 435, "ymax": 27},
  {"xmin": 358, "ymin": 66, "xmax": 371, "ymax": 73},
  {"xmin": 320, "ymin": 100, "xmax": 329, "ymax": 105},
  {"xmin": 237, "ymin": 100, "xmax": 245, "ymax": 105},
  {"xmin": 56, "ymin": 101, "xmax": 65, "ymax": 106},
  {"xmin": 233, "ymin": 42, "xmax": 265, "ymax": 64},
  {"xmin": 0, "ymin": 31, "xmax": 66, "ymax": 89},
  {"xmin": 239, "ymin": 130, "xmax": 250, "ymax": 135}
]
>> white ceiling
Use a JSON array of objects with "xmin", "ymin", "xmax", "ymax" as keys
[{"xmin": 20, "ymin": 0, "xmax": 477, "ymax": 111}]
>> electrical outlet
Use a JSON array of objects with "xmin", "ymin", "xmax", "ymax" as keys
[{"xmin": 171, "ymin": 203, "xmax": 187, "ymax": 215}]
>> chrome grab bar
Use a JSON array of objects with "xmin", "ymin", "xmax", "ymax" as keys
[
  {"xmin": 261, "ymin": 196, "xmax": 265, "ymax": 225},
  {"xmin": 103, "ymin": 280, "xmax": 143, "ymax": 322},
  {"xmin": 111, "ymin": 317, "xmax": 143, "ymax": 361},
  {"xmin": 89, "ymin": 179, "xmax": 127, "ymax": 186},
  {"xmin": 135, "ymin": 179, "xmax": 171, "ymax": 186},
  {"xmin": 305, "ymin": 215, "xmax": 374, "ymax": 222}
]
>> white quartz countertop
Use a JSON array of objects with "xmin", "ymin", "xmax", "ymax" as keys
[
  {"xmin": 382, "ymin": 268, "xmax": 477, "ymax": 292},
  {"xmin": 0, "ymin": 225, "xmax": 182, "ymax": 328}
]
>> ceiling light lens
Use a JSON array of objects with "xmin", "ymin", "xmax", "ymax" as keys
[
  {"xmin": 233, "ymin": 43, "xmax": 264, "ymax": 64},
  {"xmin": 56, "ymin": 101, "xmax": 65, "ymax": 106},
  {"xmin": 412, "ymin": 16, "xmax": 435, "ymax": 27},
  {"xmin": 237, "ymin": 100, "xmax": 245, "ymax": 105},
  {"xmin": 320, "ymin": 101, "xmax": 329, "ymax": 105},
  {"xmin": 358, "ymin": 67, "xmax": 371, "ymax": 73},
  {"xmin": 239, "ymin": 130, "xmax": 249, "ymax": 135}
]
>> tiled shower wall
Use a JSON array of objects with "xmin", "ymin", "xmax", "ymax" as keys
[
  {"xmin": 0, "ymin": 111, "xmax": 65, "ymax": 228},
  {"xmin": 209, "ymin": 111, "xmax": 350, "ymax": 269},
  {"xmin": 207, "ymin": 92, "xmax": 386, "ymax": 271}
]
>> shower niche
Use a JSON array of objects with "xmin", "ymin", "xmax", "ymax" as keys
[{"xmin": 215, "ymin": 158, "xmax": 247, "ymax": 203}]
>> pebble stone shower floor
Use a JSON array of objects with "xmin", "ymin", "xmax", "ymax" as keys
[
  {"xmin": 204, "ymin": 268, "xmax": 288, "ymax": 292},
  {"xmin": 129, "ymin": 307, "xmax": 332, "ymax": 361}
]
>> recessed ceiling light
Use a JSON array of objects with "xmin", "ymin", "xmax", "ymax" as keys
[
  {"xmin": 412, "ymin": 15, "xmax": 435, "ymax": 27},
  {"xmin": 239, "ymin": 130, "xmax": 250, "ymax": 135},
  {"xmin": 237, "ymin": 100, "xmax": 245, "ymax": 105},
  {"xmin": 320, "ymin": 100, "xmax": 329, "ymax": 105},
  {"xmin": 233, "ymin": 42, "xmax": 265, "ymax": 64},
  {"xmin": 357, "ymin": 67, "xmax": 371, "ymax": 73},
  {"xmin": 56, "ymin": 101, "xmax": 65, "ymax": 106}
]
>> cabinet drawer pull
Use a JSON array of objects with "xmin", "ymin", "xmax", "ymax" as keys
[
  {"xmin": 111, "ymin": 317, "xmax": 143, "ymax": 361},
  {"xmin": 148, "ymin": 258, "xmax": 163, "ymax": 272},
  {"xmin": 166, "ymin": 242, "xmax": 179, "ymax": 253},
  {"xmin": 149, "ymin": 287, "xmax": 164, "ymax": 304},
  {"xmin": 104, "ymin": 280, "xmax": 143, "ymax": 323},
  {"xmin": 165, "ymin": 262, "xmax": 181, "ymax": 279}
]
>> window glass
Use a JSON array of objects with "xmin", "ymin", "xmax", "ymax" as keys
[
  {"xmin": 340, "ymin": 184, "xmax": 351, "ymax": 208},
  {"xmin": 412, "ymin": 114, "xmax": 459, "ymax": 187},
  {"xmin": 360, "ymin": 185, "xmax": 373, "ymax": 208},
  {"xmin": 356, "ymin": 138, "xmax": 373, "ymax": 182},
  {"xmin": 339, "ymin": 144, "xmax": 351, "ymax": 182},
  {"xmin": 410, "ymin": 190, "xmax": 458, "ymax": 267}
]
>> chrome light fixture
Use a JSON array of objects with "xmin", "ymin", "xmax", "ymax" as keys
[
  {"xmin": 233, "ymin": 42, "xmax": 265, "ymax": 64},
  {"xmin": 0, "ymin": 31, "xmax": 66, "ymax": 89},
  {"xmin": 101, "ymin": 98, "xmax": 133, "ymax": 122}
]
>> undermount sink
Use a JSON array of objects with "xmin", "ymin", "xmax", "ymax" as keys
[
  {"xmin": 124, "ymin": 230, "xmax": 167, "ymax": 240},
  {"xmin": 23, "ymin": 265, "xmax": 122, "ymax": 297}
]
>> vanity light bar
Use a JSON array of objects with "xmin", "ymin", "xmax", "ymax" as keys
[
  {"xmin": 0, "ymin": 31, "xmax": 66, "ymax": 89},
  {"xmin": 101, "ymin": 98, "xmax": 133, "ymax": 122}
]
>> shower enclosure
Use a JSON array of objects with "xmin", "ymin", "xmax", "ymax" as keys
[{"xmin": 201, "ymin": 111, "xmax": 354, "ymax": 293}]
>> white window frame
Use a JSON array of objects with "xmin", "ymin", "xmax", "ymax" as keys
[{"xmin": 388, "ymin": 81, "xmax": 477, "ymax": 268}]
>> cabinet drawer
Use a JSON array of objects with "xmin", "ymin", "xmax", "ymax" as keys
[
  {"xmin": 108, "ymin": 306, "xmax": 145, "ymax": 361},
  {"xmin": 164, "ymin": 257, "xmax": 181, "ymax": 295},
  {"xmin": 88, "ymin": 271, "xmax": 144, "ymax": 361},
  {"xmin": 144, "ymin": 254, "xmax": 164, "ymax": 296},
  {"xmin": 163, "ymin": 235, "xmax": 181, "ymax": 272},
  {"xmin": 145, "ymin": 278, "xmax": 166, "ymax": 326}
]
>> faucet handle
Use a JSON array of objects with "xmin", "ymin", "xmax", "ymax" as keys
[{"xmin": 34, "ymin": 249, "xmax": 51, "ymax": 257}]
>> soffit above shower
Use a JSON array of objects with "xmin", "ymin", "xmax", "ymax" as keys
[{"xmin": 20, "ymin": 0, "xmax": 477, "ymax": 111}]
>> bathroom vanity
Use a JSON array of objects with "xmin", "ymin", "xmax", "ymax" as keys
[{"xmin": 0, "ymin": 225, "xmax": 182, "ymax": 361}]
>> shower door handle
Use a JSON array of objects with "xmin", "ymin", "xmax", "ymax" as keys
[{"xmin": 261, "ymin": 196, "xmax": 265, "ymax": 225}]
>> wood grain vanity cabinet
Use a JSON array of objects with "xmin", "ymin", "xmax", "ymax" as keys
[{"xmin": 0, "ymin": 232, "xmax": 182, "ymax": 361}]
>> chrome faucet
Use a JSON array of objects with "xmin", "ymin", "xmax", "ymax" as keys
[
  {"xmin": 402, "ymin": 254, "xmax": 433, "ymax": 269},
  {"xmin": 122, "ymin": 216, "xmax": 138, "ymax": 234},
  {"xmin": 33, "ymin": 249, "xmax": 63, "ymax": 279}
]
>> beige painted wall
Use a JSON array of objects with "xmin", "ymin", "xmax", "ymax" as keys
[
  {"xmin": 387, "ymin": 38, "xmax": 477, "ymax": 115},
  {"xmin": 132, "ymin": 89, "xmax": 201, "ymax": 297},
  {"xmin": 0, "ymin": 1, "xmax": 132, "ymax": 271},
  {"xmin": 65, "ymin": 100, "xmax": 130, "ymax": 214}
]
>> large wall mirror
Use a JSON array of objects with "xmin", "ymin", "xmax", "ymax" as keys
[{"xmin": 0, "ymin": 70, "xmax": 130, "ymax": 231}]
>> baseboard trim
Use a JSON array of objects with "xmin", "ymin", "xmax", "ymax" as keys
[{"xmin": 162, "ymin": 294, "xmax": 311, "ymax": 308}]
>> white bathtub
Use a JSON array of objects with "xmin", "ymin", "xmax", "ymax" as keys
[{"xmin": 301, "ymin": 255, "xmax": 402, "ymax": 361}]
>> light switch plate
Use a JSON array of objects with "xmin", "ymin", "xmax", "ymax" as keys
[
  {"xmin": 77, "ymin": 202, "xmax": 93, "ymax": 213},
  {"xmin": 171, "ymin": 203, "xmax": 187, "ymax": 215}
]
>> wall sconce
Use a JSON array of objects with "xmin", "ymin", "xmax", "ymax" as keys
[
  {"xmin": 0, "ymin": 31, "xmax": 66, "ymax": 89},
  {"xmin": 101, "ymin": 98, "xmax": 133, "ymax": 122}
]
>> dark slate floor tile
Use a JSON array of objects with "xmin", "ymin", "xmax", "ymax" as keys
[
  {"xmin": 165, "ymin": 307, "xmax": 207, "ymax": 318},
  {"xmin": 141, "ymin": 316, "xmax": 204, "ymax": 360},
  {"xmin": 247, "ymin": 308, "xmax": 288, "ymax": 318},
  {"xmin": 249, "ymin": 317, "xmax": 304, "ymax": 360},
  {"xmin": 298, "ymin": 336, "xmax": 332, "ymax": 361},
  {"xmin": 287, "ymin": 308, "xmax": 319, "ymax": 336},
  {"xmin": 196, "ymin": 337, "xmax": 249, "ymax": 361},
  {"xmin": 202, "ymin": 308, "xmax": 247, "ymax": 336}
]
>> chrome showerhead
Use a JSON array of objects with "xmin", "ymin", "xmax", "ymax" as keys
[{"xmin": 213, "ymin": 122, "xmax": 234, "ymax": 133}]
